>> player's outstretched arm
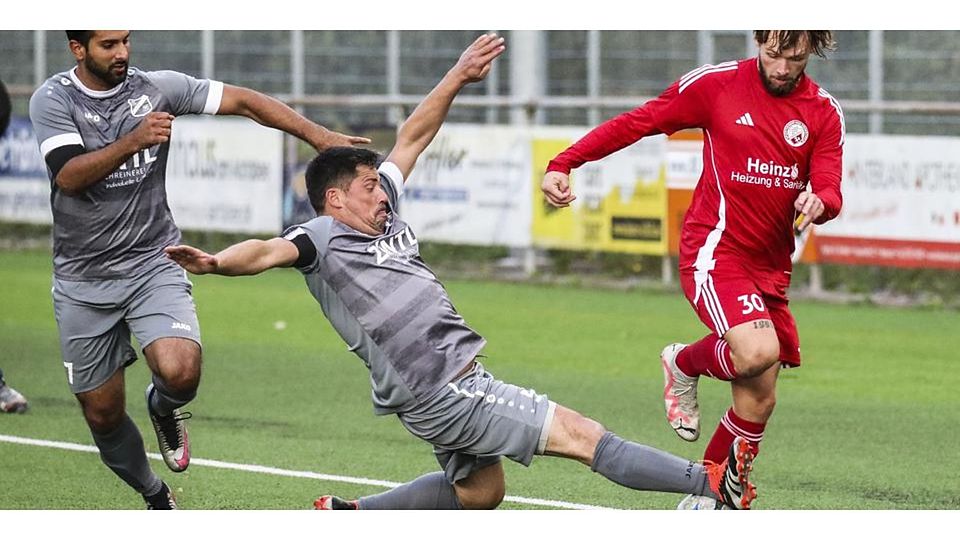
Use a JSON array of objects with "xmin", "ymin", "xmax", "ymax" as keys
[
  {"xmin": 385, "ymin": 33, "xmax": 505, "ymax": 180},
  {"xmin": 165, "ymin": 238, "xmax": 299, "ymax": 276},
  {"xmin": 216, "ymin": 85, "xmax": 371, "ymax": 152}
]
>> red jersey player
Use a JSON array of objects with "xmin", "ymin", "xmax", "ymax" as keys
[{"xmin": 542, "ymin": 30, "xmax": 844, "ymax": 508}]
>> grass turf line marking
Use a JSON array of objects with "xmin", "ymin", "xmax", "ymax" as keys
[{"xmin": 0, "ymin": 433, "xmax": 612, "ymax": 510}]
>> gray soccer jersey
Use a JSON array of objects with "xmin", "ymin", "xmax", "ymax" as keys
[
  {"xmin": 29, "ymin": 67, "xmax": 223, "ymax": 280},
  {"xmin": 286, "ymin": 163, "xmax": 487, "ymax": 414}
]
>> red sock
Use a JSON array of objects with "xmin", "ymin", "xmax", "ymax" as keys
[
  {"xmin": 675, "ymin": 333, "xmax": 738, "ymax": 380},
  {"xmin": 703, "ymin": 408, "xmax": 766, "ymax": 463}
]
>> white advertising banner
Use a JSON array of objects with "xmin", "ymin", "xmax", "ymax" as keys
[
  {"xmin": 0, "ymin": 116, "xmax": 283, "ymax": 234},
  {"xmin": 403, "ymin": 124, "xmax": 533, "ymax": 247},
  {"xmin": 166, "ymin": 117, "xmax": 284, "ymax": 234},
  {"xmin": 820, "ymin": 134, "xmax": 960, "ymax": 241},
  {"xmin": 816, "ymin": 134, "xmax": 960, "ymax": 269}
]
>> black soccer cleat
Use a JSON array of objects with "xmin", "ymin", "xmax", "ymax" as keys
[{"xmin": 143, "ymin": 481, "xmax": 178, "ymax": 510}]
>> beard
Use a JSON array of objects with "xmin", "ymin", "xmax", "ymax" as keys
[
  {"xmin": 759, "ymin": 63, "xmax": 802, "ymax": 97},
  {"xmin": 84, "ymin": 56, "xmax": 128, "ymax": 88}
]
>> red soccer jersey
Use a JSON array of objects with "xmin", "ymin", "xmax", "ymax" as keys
[{"xmin": 547, "ymin": 57, "xmax": 844, "ymax": 274}]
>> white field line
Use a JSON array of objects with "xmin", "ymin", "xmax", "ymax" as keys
[{"xmin": 0, "ymin": 433, "xmax": 614, "ymax": 510}]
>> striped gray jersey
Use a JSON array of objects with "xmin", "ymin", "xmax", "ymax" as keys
[
  {"xmin": 29, "ymin": 67, "xmax": 223, "ymax": 280},
  {"xmin": 286, "ymin": 163, "xmax": 486, "ymax": 414}
]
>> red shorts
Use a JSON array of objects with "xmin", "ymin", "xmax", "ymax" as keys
[{"xmin": 679, "ymin": 260, "xmax": 801, "ymax": 367}]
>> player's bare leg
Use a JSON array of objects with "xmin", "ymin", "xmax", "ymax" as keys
[
  {"xmin": 724, "ymin": 319, "xmax": 780, "ymax": 378},
  {"xmin": 453, "ymin": 460, "xmax": 506, "ymax": 509},
  {"xmin": 144, "ymin": 337, "xmax": 201, "ymax": 472},
  {"xmin": 732, "ymin": 362, "xmax": 779, "ymax": 424}
]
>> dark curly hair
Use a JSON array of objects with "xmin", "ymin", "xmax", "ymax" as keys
[{"xmin": 754, "ymin": 31, "xmax": 836, "ymax": 58}]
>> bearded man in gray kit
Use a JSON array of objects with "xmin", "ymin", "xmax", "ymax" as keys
[
  {"xmin": 29, "ymin": 30, "xmax": 368, "ymax": 509},
  {"xmin": 166, "ymin": 33, "xmax": 758, "ymax": 510}
]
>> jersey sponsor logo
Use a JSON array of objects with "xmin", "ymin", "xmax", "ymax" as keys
[
  {"xmin": 729, "ymin": 158, "xmax": 805, "ymax": 190},
  {"xmin": 746, "ymin": 158, "xmax": 798, "ymax": 179},
  {"xmin": 735, "ymin": 112, "xmax": 755, "ymax": 127},
  {"xmin": 84, "ymin": 111, "xmax": 101, "ymax": 123},
  {"xmin": 367, "ymin": 226, "xmax": 418, "ymax": 265},
  {"xmin": 104, "ymin": 147, "xmax": 159, "ymax": 189},
  {"xmin": 171, "ymin": 321, "xmax": 192, "ymax": 332},
  {"xmin": 128, "ymin": 94, "xmax": 154, "ymax": 117},
  {"xmin": 783, "ymin": 119, "xmax": 809, "ymax": 147}
]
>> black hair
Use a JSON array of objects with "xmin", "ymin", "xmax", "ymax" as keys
[
  {"xmin": 305, "ymin": 147, "xmax": 382, "ymax": 214},
  {"xmin": 65, "ymin": 31, "xmax": 95, "ymax": 47},
  {"xmin": 754, "ymin": 31, "xmax": 836, "ymax": 58}
]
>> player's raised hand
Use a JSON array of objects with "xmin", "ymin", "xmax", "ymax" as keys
[
  {"xmin": 165, "ymin": 244, "xmax": 218, "ymax": 275},
  {"xmin": 128, "ymin": 112, "xmax": 174, "ymax": 150},
  {"xmin": 310, "ymin": 128, "xmax": 371, "ymax": 152},
  {"xmin": 541, "ymin": 171, "xmax": 577, "ymax": 208},
  {"xmin": 452, "ymin": 33, "xmax": 505, "ymax": 85},
  {"xmin": 793, "ymin": 191, "xmax": 824, "ymax": 232}
]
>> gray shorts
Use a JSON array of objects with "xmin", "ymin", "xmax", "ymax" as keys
[
  {"xmin": 397, "ymin": 362, "xmax": 557, "ymax": 484},
  {"xmin": 52, "ymin": 261, "xmax": 201, "ymax": 394}
]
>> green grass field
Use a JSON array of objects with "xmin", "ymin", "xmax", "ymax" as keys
[{"xmin": 1, "ymin": 249, "xmax": 958, "ymax": 510}]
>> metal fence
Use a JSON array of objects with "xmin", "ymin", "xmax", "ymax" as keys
[{"xmin": 4, "ymin": 30, "xmax": 960, "ymax": 135}]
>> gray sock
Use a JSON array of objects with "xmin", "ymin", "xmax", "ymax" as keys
[
  {"xmin": 358, "ymin": 471, "xmax": 463, "ymax": 510},
  {"xmin": 591, "ymin": 431, "xmax": 713, "ymax": 497},
  {"xmin": 91, "ymin": 414, "xmax": 163, "ymax": 496},
  {"xmin": 148, "ymin": 377, "xmax": 196, "ymax": 417}
]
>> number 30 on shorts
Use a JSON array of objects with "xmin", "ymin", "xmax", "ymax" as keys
[{"xmin": 737, "ymin": 294, "xmax": 766, "ymax": 315}]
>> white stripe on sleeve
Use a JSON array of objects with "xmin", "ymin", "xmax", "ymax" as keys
[
  {"xmin": 378, "ymin": 161, "xmax": 405, "ymax": 197},
  {"xmin": 39, "ymin": 133, "xmax": 84, "ymax": 158},
  {"xmin": 282, "ymin": 227, "xmax": 306, "ymax": 241},
  {"xmin": 203, "ymin": 80, "xmax": 225, "ymax": 115}
]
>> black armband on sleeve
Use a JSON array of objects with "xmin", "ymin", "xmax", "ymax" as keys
[
  {"xmin": 289, "ymin": 232, "xmax": 318, "ymax": 269},
  {"xmin": 46, "ymin": 144, "xmax": 86, "ymax": 179}
]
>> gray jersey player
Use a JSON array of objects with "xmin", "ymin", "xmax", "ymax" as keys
[
  {"xmin": 166, "ymin": 34, "xmax": 758, "ymax": 510},
  {"xmin": 29, "ymin": 30, "xmax": 369, "ymax": 509}
]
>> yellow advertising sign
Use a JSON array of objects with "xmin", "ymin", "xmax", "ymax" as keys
[{"xmin": 532, "ymin": 137, "xmax": 667, "ymax": 255}]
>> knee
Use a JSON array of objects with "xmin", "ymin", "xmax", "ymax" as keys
[
  {"xmin": 734, "ymin": 340, "xmax": 780, "ymax": 378},
  {"xmin": 158, "ymin": 356, "xmax": 202, "ymax": 394},
  {"xmin": 545, "ymin": 406, "xmax": 606, "ymax": 466},
  {"xmin": 81, "ymin": 401, "xmax": 125, "ymax": 434},
  {"xmin": 458, "ymin": 484, "xmax": 505, "ymax": 510}
]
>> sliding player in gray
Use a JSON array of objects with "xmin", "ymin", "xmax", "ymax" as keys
[
  {"xmin": 166, "ymin": 34, "xmax": 757, "ymax": 510},
  {"xmin": 29, "ymin": 30, "xmax": 368, "ymax": 509}
]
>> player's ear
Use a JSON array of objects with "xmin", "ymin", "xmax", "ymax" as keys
[
  {"xmin": 325, "ymin": 187, "xmax": 344, "ymax": 210},
  {"xmin": 68, "ymin": 39, "xmax": 87, "ymax": 62}
]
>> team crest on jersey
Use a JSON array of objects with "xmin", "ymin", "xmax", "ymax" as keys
[
  {"xmin": 128, "ymin": 95, "xmax": 154, "ymax": 117},
  {"xmin": 783, "ymin": 120, "xmax": 809, "ymax": 147}
]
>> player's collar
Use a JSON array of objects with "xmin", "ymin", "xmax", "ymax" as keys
[{"xmin": 68, "ymin": 66, "xmax": 127, "ymax": 99}]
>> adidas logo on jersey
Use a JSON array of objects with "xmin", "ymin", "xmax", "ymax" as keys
[{"xmin": 735, "ymin": 113, "xmax": 755, "ymax": 127}]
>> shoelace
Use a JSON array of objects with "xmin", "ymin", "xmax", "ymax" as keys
[{"xmin": 156, "ymin": 411, "xmax": 193, "ymax": 447}]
